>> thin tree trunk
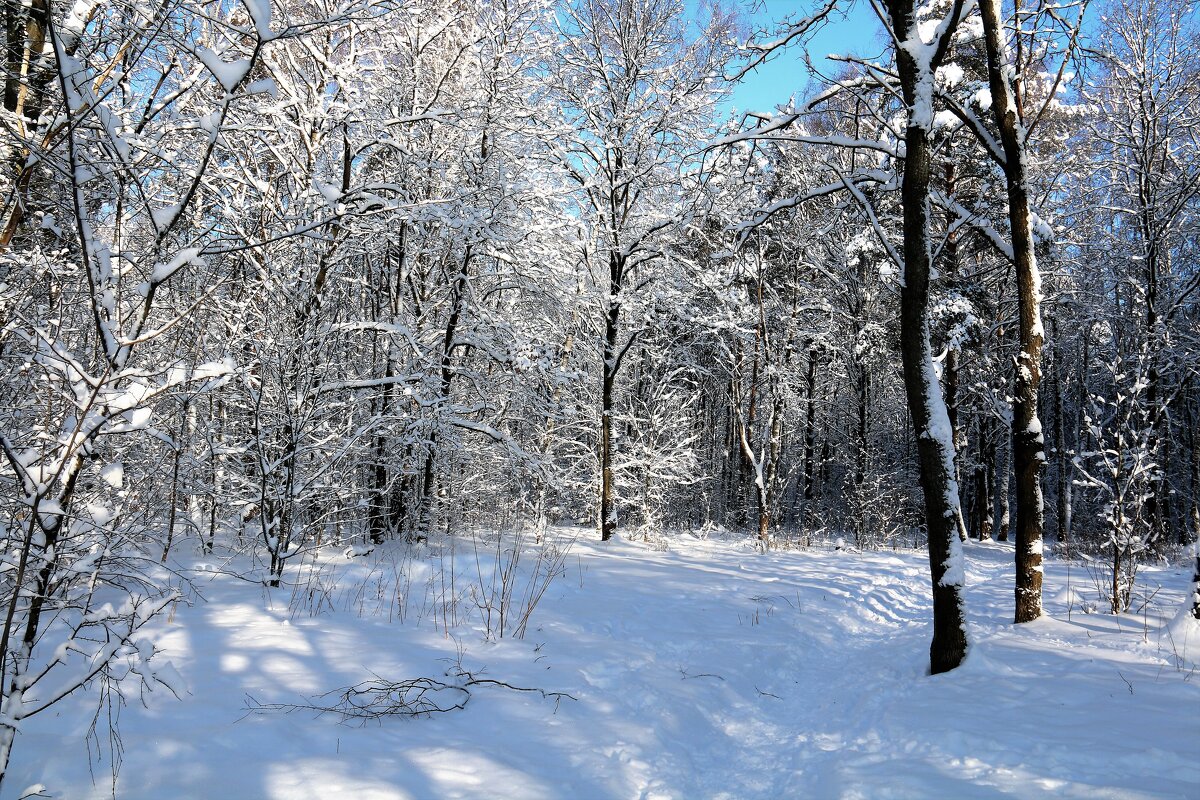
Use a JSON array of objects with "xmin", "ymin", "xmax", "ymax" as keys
[
  {"xmin": 995, "ymin": 424, "xmax": 1010, "ymax": 541},
  {"xmin": 1187, "ymin": 387, "xmax": 1200, "ymax": 547},
  {"xmin": 162, "ymin": 443, "xmax": 183, "ymax": 563},
  {"xmin": 801, "ymin": 346, "xmax": 818, "ymax": 530},
  {"xmin": 854, "ymin": 376, "xmax": 871, "ymax": 544},
  {"xmin": 945, "ymin": 347, "xmax": 969, "ymax": 543},
  {"xmin": 600, "ymin": 251, "xmax": 624, "ymax": 541},
  {"xmin": 1185, "ymin": 389, "xmax": 1200, "ymax": 620},
  {"xmin": 206, "ymin": 395, "xmax": 223, "ymax": 553},
  {"xmin": 1140, "ymin": 192, "xmax": 1165, "ymax": 547},
  {"xmin": 419, "ymin": 246, "xmax": 473, "ymax": 538},
  {"xmin": 1053, "ymin": 319, "xmax": 1071, "ymax": 546},
  {"xmin": 976, "ymin": 417, "xmax": 994, "ymax": 540},
  {"xmin": 369, "ymin": 351, "xmax": 395, "ymax": 544}
]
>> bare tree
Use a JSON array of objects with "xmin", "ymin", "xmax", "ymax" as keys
[{"xmin": 548, "ymin": 0, "xmax": 734, "ymax": 540}]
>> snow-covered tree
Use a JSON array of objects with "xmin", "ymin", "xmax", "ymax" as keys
[{"xmin": 546, "ymin": 0, "xmax": 735, "ymax": 541}]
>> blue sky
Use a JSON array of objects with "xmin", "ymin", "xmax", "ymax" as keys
[{"xmin": 702, "ymin": 1, "xmax": 886, "ymax": 113}]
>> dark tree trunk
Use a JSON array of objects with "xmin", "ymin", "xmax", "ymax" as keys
[
  {"xmin": 980, "ymin": 0, "xmax": 1045, "ymax": 622},
  {"xmin": 1140, "ymin": 205, "xmax": 1165, "ymax": 547},
  {"xmin": 941, "ymin": 161, "xmax": 970, "ymax": 544},
  {"xmin": 419, "ymin": 248, "xmax": 473, "ymax": 538},
  {"xmin": 162, "ymin": 443, "xmax": 183, "ymax": 563},
  {"xmin": 205, "ymin": 395, "xmax": 224, "ymax": 553},
  {"xmin": 369, "ymin": 354, "xmax": 395, "ymax": 545},
  {"xmin": 1191, "ymin": 554, "xmax": 1200, "ymax": 621},
  {"xmin": 995, "ymin": 425, "xmax": 1010, "ymax": 541},
  {"xmin": 887, "ymin": 0, "xmax": 970, "ymax": 674},
  {"xmin": 975, "ymin": 418, "xmax": 994, "ymax": 540},
  {"xmin": 945, "ymin": 347, "xmax": 969, "ymax": 542},
  {"xmin": 1053, "ymin": 319, "xmax": 1072, "ymax": 547},
  {"xmin": 1190, "ymin": 397, "xmax": 1200, "ymax": 620},
  {"xmin": 1184, "ymin": 387, "xmax": 1199, "ymax": 620},
  {"xmin": 801, "ymin": 346, "xmax": 818, "ymax": 530},
  {"xmin": 1187, "ymin": 388, "xmax": 1200, "ymax": 549},
  {"xmin": 600, "ymin": 252, "xmax": 624, "ymax": 541}
]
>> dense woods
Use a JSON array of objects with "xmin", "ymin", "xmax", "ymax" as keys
[{"xmin": 1, "ymin": 0, "xmax": 1198, "ymax": 789}]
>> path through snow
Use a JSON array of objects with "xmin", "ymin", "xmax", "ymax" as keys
[{"xmin": 14, "ymin": 534, "xmax": 1200, "ymax": 799}]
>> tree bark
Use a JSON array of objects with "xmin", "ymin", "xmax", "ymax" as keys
[
  {"xmin": 945, "ymin": 347, "xmax": 970, "ymax": 542},
  {"xmin": 975, "ymin": 417, "xmax": 994, "ymax": 540},
  {"xmin": 1187, "ymin": 387, "xmax": 1200, "ymax": 548},
  {"xmin": 980, "ymin": 0, "xmax": 1046, "ymax": 622},
  {"xmin": 887, "ymin": 0, "xmax": 970, "ymax": 674},
  {"xmin": 1053, "ymin": 319, "xmax": 1071, "ymax": 547},
  {"xmin": 1185, "ymin": 388, "xmax": 1200, "ymax": 619},
  {"xmin": 599, "ymin": 251, "xmax": 624, "ymax": 541},
  {"xmin": 994, "ymin": 424, "xmax": 1010, "ymax": 541},
  {"xmin": 801, "ymin": 345, "xmax": 818, "ymax": 530}
]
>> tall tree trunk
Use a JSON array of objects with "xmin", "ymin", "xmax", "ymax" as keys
[
  {"xmin": 941, "ymin": 160, "xmax": 970, "ymax": 543},
  {"xmin": 419, "ymin": 248, "xmax": 473, "ymax": 538},
  {"xmin": 975, "ymin": 417, "xmax": 994, "ymax": 540},
  {"xmin": 1140, "ymin": 213, "xmax": 1165, "ymax": 548},
  {"xmin": 853, "ymin": 359, "xmax": 871, "ymax": 545},
  {"xmin": 205, "ymin": 396, "xmax": 221, "ymax": 553},
  {"xmin": 887, "ymin": 0, "xmax": 970, "ymax": 674},
  {"xmin": 762, "ymin": 389, "xmax": 787, "ymax": 544},
  {"xmin": 163, "ymin": 441, "xmax": 183, "ymax": 563},
  {"xmin": 980, "ymin": 0, "xmax": 1046, "ymax": 622},
  {"xmin": 1053, "ymin": 319, "xmax": 1072, "ymax": 547},
  {"xmin": 1183, "ymin": 387, "xmax": 1200, "ymax": 620},
  {"xmin": 599, "ymin": 252, "xmax": 624, "ymax": 541},
  {"xmin": 1187, "ymin": 387, "xmax": 1200, "ymax": 548},
  {"xmin": 801, "ymin": 346, "xmax": 818, "ymax": 530},
  {"xmin": 945, "ymin": 347, "xmax": 970, "ymax": 542},
  {"xmin": 369, "ymin": 351, "xmax": 396, "ymax": 544},
  {"xmin": 994, "ymin": 423, "xmax": 1010, "ymax": 541}
]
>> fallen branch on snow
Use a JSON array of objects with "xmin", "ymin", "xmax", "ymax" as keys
[{"xmin": 245, "ymin": 669, "xmax": 576, "ymax": 722}]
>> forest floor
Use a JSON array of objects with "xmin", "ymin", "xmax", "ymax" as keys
[{"xmin": 14, "ymin": 530, "xmax": 1200, "ymax": 799}]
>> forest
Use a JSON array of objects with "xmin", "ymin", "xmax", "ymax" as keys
[{"xmin": 1, "ymin": 0, "xmax": 1198, "ymax": 796}]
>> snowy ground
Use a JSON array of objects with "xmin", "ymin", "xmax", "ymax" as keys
[{"xmin": 14, "ymin": 531, "xmax": 1200, "ymax": 799}]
